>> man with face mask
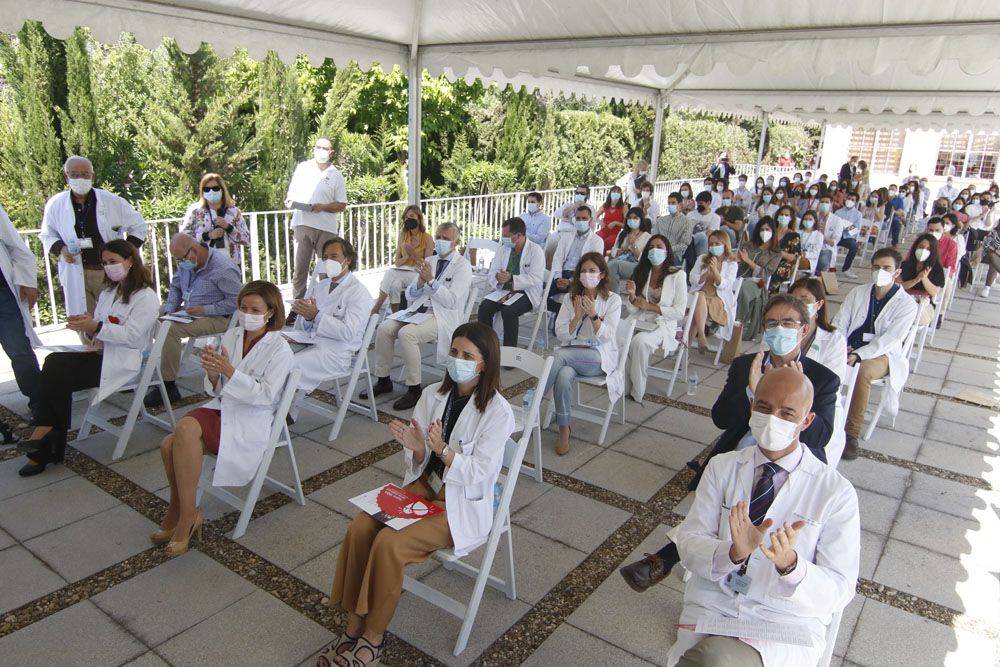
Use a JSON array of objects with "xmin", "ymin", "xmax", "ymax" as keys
[
  {"xmin": 832, "ymin": 191, "xmax": 862, "ymax": 277},
  {"xmin": 838, "ymin": 155, "xmax": 858, "ymax": 185},
  {"xmin": 520, "ymin": 191, "xmax": 551, "ymax": 248},
  {"xmin": 549, "ymin": 185, "xmax": 592, "ymax": 267},
  {"xmin": 927, "ymin": 217, "xmax": 958, "ymax": 277},
  {"xmin": 549, "ymin": 206, "xmax": 603, "ymax": 314},
  {"xmin": 146, "ymin": 233, "xmax": 242, "ymax": 407},
  {"xmin": 665, "ymin": 367, "xmax": 860, "ymax": 667},
  {"xmin": 285, "ymin": 137, "xmax": 348, "ymax": 302},
  {"xmin": 619, "ymin": 296, "xmax": 838, "ymax": 595},
  {"xmin": 654, "ymin": 193, "xmax": 695, "ymax": 265},
  {"xmin": 708, "ymin": 152, "xmax": 736, "ymax": 190},
  {"xmin": 288, "ymin": 237, "xmax": 373, "ymax": 401},
  {"xmin": 936, "ymin": 176, "xmax": 960, "ymax": 203},
  {"xmin": 814, "ymin": 195, "xmax": 846, "ymax": 273},
  {"xmin": 40, "ymin": 155, "xmax": 147, "ymax": 321},
  {"xmin": 478, "ymin": 217, "xmax": 545, "ymax": 347},
  {"xmin": 833, "ymin": 248, "xmax": 918, "ymax": 460},
  {"xmin": 367, "ymin": 224, "xmax": 471, "ymax": 410},
  {"xmin": 733, "ymin": 176, "xmax": 753, "ymax": 211}
]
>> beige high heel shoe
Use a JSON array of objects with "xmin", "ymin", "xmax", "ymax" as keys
[
  {"xmin": 149, "ymin": 526, "xmax": 175, "ymax": 545},
  {"xmin": 164, "ymin": 511, "xmax": 204, "ymax": 558}
]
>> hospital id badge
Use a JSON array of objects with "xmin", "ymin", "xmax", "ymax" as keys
[
  {"xmin": 862, "ymin": 333, "xmax": 874, "ymax": 342},
  {"xmin": 724, "ymin": 571, "xmax": 752, "ymax": 595},
  {"xmin": 78, "ymin": 237, "xmax": 94, "ymax": 250},
  {"xmin": 426, "ymin": 468, "xmax": 443, "ymax": 495}
]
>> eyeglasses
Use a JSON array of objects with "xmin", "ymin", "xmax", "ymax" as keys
[
  {"xmin": 763, "ymin": 319, "xmax": 802, "ymax": 330},
  {"xmin": 202, "ymin": 186, "xmax": 222, "ymax": 193}
]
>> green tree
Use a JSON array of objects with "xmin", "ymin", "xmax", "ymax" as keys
[
  {"xmin": 528, "ymin": 103, "xmax": 560, "ymax": 189},
  {"xmin": 496, "ymin": 88, "xmax": 538, "ymax": 187},
  {"xmin": 551, "ymin": 109, "xmax": 633, "ymax": 187},
  {"xmin": 657, "ymin": 112, "xmax": 754, "ymax": 180},
  {"xmin": 57, "ymin": 28, "xmax": 100, "ymax": 171}
]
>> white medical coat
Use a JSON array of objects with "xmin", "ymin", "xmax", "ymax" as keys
[
  {"xmin": 486, "ymin": 240, "xmax": 545, "ymax": 309},
  {"xmin": 0, "ymin": 206, "xmax": 41, "ymax": 347},
  {"xmin": 92, "ymin": 286, "xmax": 160, "ymax": 402},
  {"xmin": 403, "ymin": 251, "xmax": 473, "ymax": 363},
  {"xmin": 554, "ymin": 291, "xmax": 625, "ymax": 404}
]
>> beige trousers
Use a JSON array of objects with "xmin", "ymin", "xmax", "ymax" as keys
[
  {"xmin": 677, "ymin": 636, "xmax": 764, "ymax": 667},
  {"xmin": 373, "ymin": 316, "xmax": 438, "ymax": 386},
  {"xmin": 845, "ymin": 354, "xmax": 890, "ymax": 437},
  {"xmin": 160, "ymin": 316, "xmax": 230, "ymax": 381},
  {"xmin": 292, "ymin": 226, "xmax": 338, "ymax": 299},
  {"xmin": 78, "ymin": 268, "xmax": 107, "ymax": 343}
]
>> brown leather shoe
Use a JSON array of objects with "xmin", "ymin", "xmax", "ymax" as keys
[
  {"xmin": 619, "ymin": 553, "xmax": 672, "ymax": 592},
  {"xmin": 392, "ymin": 387, "xmax": 421, "ymax": 410},
  {"xmin": 842, "ymin": 435, "xmax": 861, "ymax": 461}
]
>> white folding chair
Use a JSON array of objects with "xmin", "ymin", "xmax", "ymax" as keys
[
  {"xmin": 295, "ymin": 314, "xmax": 380, "ymax": 441},
  {"xmin": 501, "ymin": 346, "xmax": 554, "ymax": 483},
  {"xmin": 519, "ymin": 269, "xmax": 552, "ymax": 352},
  {"xmin": 647, "ymin": 292, "xmax": 697, "ymax": 398},
  {"xmin": 713, "ymin": 277, "xmax": 743, "ymax": 366},
  {"xmin": 930, "ymin": 273, "xmax": 954, "ymax": 341},
  {"xmin": 197, "ymin": 368, "xmax": 304, "ymax": 539},
  {"xmin": 179, "ymin": 311, "xmax": 240, "ymax": 372},
  {"xmin": 826, "ymin": 364, "xmax": 858, "ymax": 469},
  {"xmin": 817, "ymin": 609, "xmax": 843, "ymax": 667},
  {"xmin": 401, "ymin": 434, "xmax": 530, "ymax": 656},
  {"xmin": 76, "ymin": 319, "xmax": 177, "ymax": 460},
  {"xmin": 543, "ymin": 317, "xmax": 637, "ymax": 445},
  {"xmin": 463, "ymin": 238, "xmax": 499, "ymax": 273},
  {"xmin": 911, "ymin": 289, "xmax": 947, "ymax": 373},
  {"xmin": 862, "ymin": 321, "xmax": 921, "ymax": 441}
]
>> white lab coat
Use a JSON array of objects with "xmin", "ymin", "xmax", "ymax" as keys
[
  {"xmin": 402, "ymin": 383, "xmax": 515, "ymax": 556},
  {"xmin": 689, "ymin": 257, "xmax": 739, "ymax": 341},
  {"xmin": 819, "ymin": 213, "xmax": 847, "ymax": 247},
  {"xmin": 91, "ymin": 287, "xmax": 160, "ymax": 402},
  {"xmin": 203, "ymin": 329, "xmax": 295, "ymax": 487},
  {"xmin": 0, "ymin": 206, "xmax": 42, "ymax": 347},
  {"xmin": 403, "ymin": 251, "xmax": 473, "ymax": 363},
  {"xmin": 39, "ymin": 189, "xmax": 147, "ymax": 315},
  {"xmin": 832, "ymin": 284, "xmax": 918, "ymax": 416},
  {"xmin": 551, "ymin": 230, "xmax": 604, "ymax": 277},
  {"xmin": 668, "ymin": 445, "xmax": 860, "ymax": 667},
  {"xmin": 799, "ymin": 229, "xmax": 825, "ymax": 272},
  {"xmin": 554, "ymin": 291, "xmax": 625, "ymax": 403},
  {"xmin": 734, "ymin": 186, "xmax": 754, "ymax": 211},
  {"xmin": 625, "ymin": 269, "xmax": 688, "ymax": 355},
  {"xmin": 806, "ymin": 326, "xmax": 848, "ymax": 384},
  {"xmin": 486, "ymin": 240, "xmax": 545, "ymax": 309},
  {"xmin": 293, "ymin": 271, "xmax": 373, "ymax": 391}
]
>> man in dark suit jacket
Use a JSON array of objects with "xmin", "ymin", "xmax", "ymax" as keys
[
  {"xmin": 618, "ymin": 294, "xmax": 841, "ymax": 593},
  {"xmin": 839, "ymin": 156, "xmax": 858, "ymax": 185}
]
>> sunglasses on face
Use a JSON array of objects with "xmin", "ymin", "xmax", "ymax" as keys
[{"xmin": 202, "ymin": 186, "xmax": 222, "ymax": 193}]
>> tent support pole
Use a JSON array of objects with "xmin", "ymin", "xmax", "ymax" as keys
[
  {"xmin": 650, "ymin": 91, "xmax": 665, "ymax": 182},
  {"xmin": 755, "ymin": 110, "xmax": 769, "ymax": 178},
  {"xmin": 816, "ymin": 121, "xmax": 828, "ymax": 171},
  {"xmin": 407, "ymin": 52, "xmax": 422, "ymax": 205}
]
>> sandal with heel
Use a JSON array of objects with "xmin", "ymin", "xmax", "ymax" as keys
[
  {"xmin": 315, "ymin": 632, "xmax": 359, "ymax": 667},
  {"xmin": 333, "ymin": 635, "xmax": 383, "ymax": 667}
]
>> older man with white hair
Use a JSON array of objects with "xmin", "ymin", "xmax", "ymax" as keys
[{"xmin": 40, "ymin": 156, "xmax": 147, "ymax": 317}]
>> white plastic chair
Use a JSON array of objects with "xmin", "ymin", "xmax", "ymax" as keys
[
  {"xmin": 826, "ymin": 363, "xmax": 858, "ymax": 469},
  {"xmin": 543, "ymin": 317, "xmax": 637, "ymax": 445},
  {"xmin": 929, "ymin": 273, "xmax": 953, "ymax": 343},
  {"xmin": 501, "ymin": 346, "xmax": 554, "ymax": 483},
  {"xmin": 862, "ymin": 321, "xmax": 921, "ymax": 441},
  {"xmin": 196, "ymin": 368, "xmax": 304, "ymax": 539},
  {"xmin": 76, "ymin": 319, "xmax": 177, "ymax": 460},
  {"xmin": 178, "ymin": 311, "xmax": 239, "ymax": 372},
  {"xmin": 463, "ymin": 238, "xmax": 499, "ymax": 274},
  {"xmin": 911, "ymin": 289, "xmax": 947, "ymax": 373},
  {"xmin": 519, "ymin": 269, "xmax": 553, "ymax": 353},
  {"xmin": 713, "ymin": 277, "xmax": 743, "ymax": 366},
  {"xmin": 646, "ymin": 292, "xmax": 697, "ymax": 398},
  {"xmin": 818, "ymin": 609, "xmax": 843, "ymax": 667},
  {"xmin": 401, "ymin": 433, "xmax": 530, "ymax": 656},
  {"xmin": 294, "ymin": 314, "xmax": 380, "ymax": 441}
]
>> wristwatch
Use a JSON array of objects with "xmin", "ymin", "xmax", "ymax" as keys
[
  {"xmin": 440, "ymin": 445, "xmax": 451, "ymax": 460},
  {"xmin": 591, "ymin": 314, "xmax": 602, "ymax": 322},
  {"xmin": 777, "ymin": 558, "xmax": 798, "ymax": 577}
]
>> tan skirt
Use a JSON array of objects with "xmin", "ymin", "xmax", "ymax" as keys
[{"xmin": 701, "ymin": 284, "xmax": 729, "ymax": 326}]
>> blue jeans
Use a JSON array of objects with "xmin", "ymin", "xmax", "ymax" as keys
[
  {"xmin": 890, "ymin": 218, "xmax": 902, "ymax": 246},
  {"xmin": 838, "ymin": 237, "xmax": 858, "ymax": 271},
  {"xmin": 0, "ymin": 282, "xmax": 40, "ymax": 416},
  {"xmin": 817, "ymin": 247, "xmax": 832, "ymax": 273},
  {"xmin": 608, "ymin": 258, "xmax": 637, "ymax": 291},
  {"xmin": 547, "ymin": 270, "xmax": 573, "ymax": 314},
  {"xmin": 542, "ymin": 346, "xmax": 604, "ymax": 427}
]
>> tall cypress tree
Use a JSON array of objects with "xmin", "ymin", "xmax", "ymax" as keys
[
  {"xmin": 58, "ymin": 28, "xmax": 101, "ymax": 173},
  {"xmin": 496, "ymin": 87, "xmax": 536, "ymax": 188}
]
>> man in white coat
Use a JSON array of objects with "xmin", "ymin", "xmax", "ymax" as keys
[
  {"xmin": 289, "ymin": 236, "xmax": 372, "ymax": 394},
  {"xmin": 368, "ymin": 222, "xmax": 472, "ymax": 410},
  {"xmin": 477, "ymin": 217, "xmax": 545, "ymax": 348},
  {"xmin": 833, "ymin": 248, "xmax": 918, "ymax": 460},
  {"xmin": 548, "ymin": 205, "xmax": 603, "ymax": 314},
  {"xmin": 668, "ymin": 367, "xmax": 860, "ymax": 667},
  {"xmin": 0, "ymin": 204, "xmax": 42, "ymax": 428},
  {"xmin": 40, "ymin": 155, "xmax": 146, "ymax": 318}
]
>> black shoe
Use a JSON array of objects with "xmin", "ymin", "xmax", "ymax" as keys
[
  {"xmin": 619, "ymin": 553, "xmax": 673, "ymax": 592},
  {"xmin": 842, "ymin": 435, "xmax": 861, "ymax": 460},
  {"xmin": 359, "ymin": 377, "xmax": 393, "ymax": 401},
  {"xmin": 144, "ymin": 381, "xmax": 181, "ymax": 408},
  {"xmin": 18, "ymin": 459, "xmax": 49, "ymax": 477},
  {"xmin": 392, "ymin": 386, "xmax": 422, "ymax": 411}
]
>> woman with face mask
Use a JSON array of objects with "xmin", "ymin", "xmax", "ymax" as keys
[
  {"xmin": 899, "ymin": 233, "xmax": 945, "ymax": 326},
  {"xmin": 624, "ymin": 236, "xmax": 687, "ymax": 401},
  {"xmin": 155, "ymin": 280, "xmax": 293, "ymax": 557},
  {"xmin": 750, "ymin": 187, "xmax": 778, "ymax": 229},
  {"xmin": 689, "ymin": 231, "xmax": 739, "ymax": 352},
  {"xmin": 678, "ymin": 181, "xmax": 696, "ymax": 213},
  {"xmin": 769, "ymin": 205, "xmax": 802, "ymax": 293},
  {"xmin": 736, "ymin": 218, "xmax": 783, "ymax": 341},
  {"xmin": 597, "ymin": 186, "xmax": 627, "ymax": 253},
  {"xmin": 828, "ymin": 180, "xmax": 845, "ymax": 210},
  {"xmin": 372, "ymin": 205, "xmax": 434, "ymax": 315},
  {"xmin": 789, "ymin": 278, "xmax": 847, "ymax": 383},
  {"xmin": 799, "ymin": 184, "xmax": 822, "ymax": 217},
  {"xmin": 608, "ymin": 207, "xmax": 652, "ymax": 291},
  {"xmin": 15, "ymin": 240, "xmax": 159, "ymax": 477},
  {"xmin": 543, "ymin": 253, "xmax": 623, "ymax": 455},
  {"xmin": 318, "ymin": 322, "xmax": 513, "ymax": 667},
  {"xmin": 860, "ymin": 190, "xmax": 884, "ymax": 251},
  {"xmin": 181, "ymin": 173, "xmax": 250, "ymax": 260},
  {"xmin": 798, "ymin": 210, "xmax": 825, "ymax": 274}
]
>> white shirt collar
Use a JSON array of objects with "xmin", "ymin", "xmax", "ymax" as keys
[{"xmin": 753, "ymin": 442, "xmax": 804, "ymax": 475}]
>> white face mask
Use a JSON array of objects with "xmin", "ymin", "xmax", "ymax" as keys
[
  {"xmin": 325, "ymin": 259, "xmax": 343, "ymax": 278},
  {"xmin": 805, "ymin": 301, "xmax": 818, "ymax": 319},
  {"xmin": 314, "ymin": 148, "xmax": 332, "ymax": 163},
  {"xmin": 845, "ymin": 200, "xmax": 856, "ymax": 208},
  {"xmin": 68, "ymin": 178, "xmax": 93, "ymax": 196},
  {"xmin": 914, "ymin": 248, "xmax": 931, "ymax": 262},
  {"xmin": 580, "ymin": 272, "xmax": 601, "ymax": 289},
  {"xmin": 930, "ymin": 230, "xmax": 943, "ymax": 240},
  {"xmin": 238, "ymin": 311, "xmax": 268, "ymax": 332},
  {"xmin": 749, "ymin": 411, "xmax": 801, "ymax": 452},
  {"xmin": 872, "ymin": 268, "xmax": 894, "ymax": 288},
  {"xmin": 759, "ymin": 230, "xmax": 773, "ymax": 243}
]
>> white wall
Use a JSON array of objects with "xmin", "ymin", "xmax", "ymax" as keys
[{"xmin": 818, "ymin": 125, "xmax": 852, "ymax": 177}]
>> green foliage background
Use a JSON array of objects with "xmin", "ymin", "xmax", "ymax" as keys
[{"xmin": 0, "ymin": 21, "xmax": 819, "ymax": 230}]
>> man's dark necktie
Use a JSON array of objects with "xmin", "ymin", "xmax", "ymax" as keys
[{"xmin": 748, "ymin": 462, "xmax": 781, "ymax": 526}]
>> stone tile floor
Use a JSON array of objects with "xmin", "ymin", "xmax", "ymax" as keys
[{"xmin": 0, "ymin": 266, "xmax": 998, "ymax": 666}]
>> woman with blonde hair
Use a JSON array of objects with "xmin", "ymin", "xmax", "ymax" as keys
[
  {"xmin": 688, "ymin": 230, "xmax": 738, "ymax": 352},
  {"xmin": 371, "ymin": 205, "xmax": 434, "ymax": 314},
  {"xmin": 181, "ymin": 173, "xmax": 250, "ymax": 260}
]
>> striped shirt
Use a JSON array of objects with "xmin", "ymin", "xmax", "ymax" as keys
[{"xmin": 164, "ymin": 247, "xmax": 241, "ymax": 317}]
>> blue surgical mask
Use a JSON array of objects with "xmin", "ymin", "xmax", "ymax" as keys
[
  {"xmin": 762, "ymin": 194, "xmax": 773, "ymax": 203},
  {"xmin": 178, "ymin": 258, "xmax": 197, "ymax": 271},
  {"xmin": 576, "ymin": 220, "xmax": 591, "ymax": 233},
  {"xmin": 802, "ymin": 218, "xmax": 815, "ymax": 229},
  {"xmin": 574, "ymin": 193, "xmax": 585, "ymax": 203},
  {"xmin": 777, "ymin": 215, "xmax": 791, "ymax": 227},
  {"xmin": 610, "ymin": 192, "xmax": 621, "ymax": 202},
  {"xmin": 708, "ymin": 244, "xmax": 724, "ymax": 256},
  {"xmin": 648, "ymin": 248, "xmax": 667, "ymax": 266},
  {"xmin": 764, "ymin": 325, "xmax": 800, "ymax": 357},
  {"xmin": 434, "ymin": 239, "xmax": 453, "ymax": 256},
  {"xmin": 668, "ymin": 204, "xmax": 678, "ymax": 214},
  {"xmin": 627, "ymin": 218, "xmax": 640, "ymax": 229},
  {"xmin": 501, "ymin": 237, "xmax": 514, "ymax": 249},
  {"xmin": 203, "ymin": 189, "xmax": 223, "ymax": 204},
  {"xmin": 446, "ymin": 357, "xmax": 479, "ymax": 383},
  {"xmin": 526, "ymin": 202, "xmax": 539, "ymax": 214}
]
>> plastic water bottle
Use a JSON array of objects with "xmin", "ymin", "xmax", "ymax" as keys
[
  {"xmin": 477, "ymin": 255, "xmax": 485, "ymax": 273},
  {"xmin": 67, "ymin": 238, "xmax": 80, "ymax": 256},
  {"xmin": 493, "ymin": 482, "xmax": 502, "ymax": 514},
  {"xmin": 687, "ymin": 369, "xmax": 699, "ymax": 396},
  {"xmin": 522, "ymin": 388, "xmax": 535, "ymax": 413}
]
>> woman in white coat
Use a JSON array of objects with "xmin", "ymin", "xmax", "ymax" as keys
[
  {"xmin": 319, "ymin": 322, "xmax": 514, "ymax": 667},
  {"xmin": 798, "ymin": 209, "xmax": 825, "ymax": 273},
  {"xmin": 154, "ymin": 281, "xmax": 293, "ymax": 557},
  {"xmin": 16, "ymin": 240, "xmax": 159, "ymax": 476},
  {"xmin": 625, "ymin": 235, "xmax": 688, "ymax": 402},
  {"xmin": 289, "ymin": 238, "xmax": 373, "ymax": 391},
  {"xmin": 689, "ymin": 231, "xmax": 738, "ymax": 352},
  {"xmin": 791, "ymin": 278, "xmax": 848, "ymax": 382},
  {"xmin": 542, "ymin": 252, "xmax": 622, "ymax": 456}
]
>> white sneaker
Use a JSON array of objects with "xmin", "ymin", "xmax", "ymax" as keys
[
  {"xmin": 843, "ymin": 271, "xmax": 858, "ymax": 279},
  {"xmin": 980, "ymin": 286, "xmax": 991, "ymax": 298}
]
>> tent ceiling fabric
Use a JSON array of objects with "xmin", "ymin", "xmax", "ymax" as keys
[{"xmin": 5, "ymin": 0, "xmax": 1000, "ymax": 128}]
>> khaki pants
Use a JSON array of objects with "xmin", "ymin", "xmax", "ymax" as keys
[
  {"xmin": 677, "ymin": 636, "xmax": 763, "ymax": 667},
  {"xmin": 330, "ymin": 477, "xmax": 452, "ymax": 635},
  {"xmin": 76, "ymin": 268, "xmax": 107, "ymax": 343},
  {"xmin": 845, "ymin": 354, "xmax": 890, "ymax": 438},
  {"xmin": 292, "ymin": 226, "xmax": 338, "ymax": 299},
  {"xmin": 160, "ymin": 316, "xmax": 230, "ymax": 381},
  {"xmin": 373, "ymin": 316, "xmax": 438, "ymax": 387}
]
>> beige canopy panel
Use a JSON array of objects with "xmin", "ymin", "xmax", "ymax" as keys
[{"xmin": 5, "ymin": 0, "xmax": 1000, "ymax": 128}]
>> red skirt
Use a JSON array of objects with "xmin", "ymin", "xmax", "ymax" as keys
[{"xmin": 187, "ymin": 407, "xmax": 222, "ymax": 455}]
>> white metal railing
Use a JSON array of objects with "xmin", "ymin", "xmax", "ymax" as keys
[
  {"xmin": 732, "ymin": 163, "xmax": 801, "ymax": 178},
  {"xmin": 22, "ymin": 168, "xmax": 784, "ymax": 329}
]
